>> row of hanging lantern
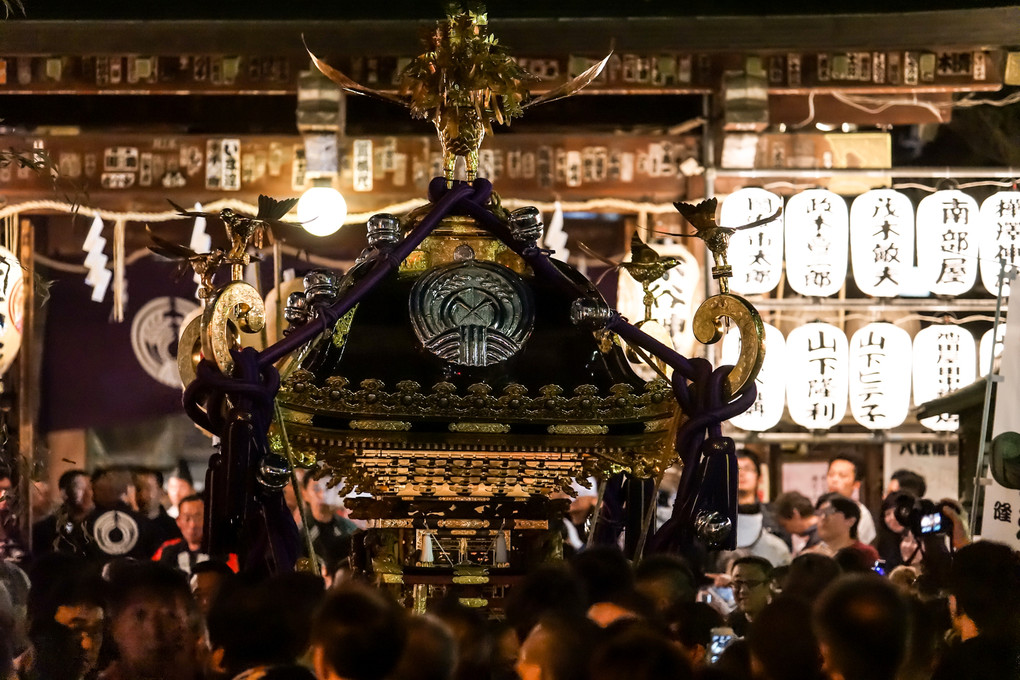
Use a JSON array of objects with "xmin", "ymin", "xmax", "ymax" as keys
[
  {"xmin": 721, "ymin": 321, "xmax": 1004, "ymax": 433},
  {"xmin": 723, "ymin": 187, "xmax": 1020, "ymax": 298}
]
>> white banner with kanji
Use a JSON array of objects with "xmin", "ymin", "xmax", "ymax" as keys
[{"xmin": 980, "ymin": 269, "xmax": 1020, "ymax": 546}]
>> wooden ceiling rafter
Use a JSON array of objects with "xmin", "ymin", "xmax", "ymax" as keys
[{"xmin": 2, "ymin": 8, "xmax": 1018, "ymax": 55}]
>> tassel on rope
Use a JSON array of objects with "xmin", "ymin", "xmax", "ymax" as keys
[{"xmin": 112, "ymin": 219, "xmax": 126, "ymax": 322}]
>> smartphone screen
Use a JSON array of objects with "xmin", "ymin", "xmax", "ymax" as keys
[{"xmin": 707, "ymin": 627, "xmax": 738, "ymax": 664}]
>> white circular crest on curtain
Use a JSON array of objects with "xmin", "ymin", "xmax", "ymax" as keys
[{"xmin": 131, "ymin": 296, "xmax": 200, "ymax": 388}]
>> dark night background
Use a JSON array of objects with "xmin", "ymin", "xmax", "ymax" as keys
[{"xmin": 9, "ymin": 0, "xmax": 1019, "ymax": 20}]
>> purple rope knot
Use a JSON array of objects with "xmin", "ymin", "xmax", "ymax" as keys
[
  {"xmin": 522, "ymin": 245, "xmax": 555, "ymax": 258},
  {"xmin": 183, "ymin": 347, "xmax": 280, "ymax": 433},
  {"xmin": 427, "ymin": 177, "xmax": 494, "ymax": 206}
]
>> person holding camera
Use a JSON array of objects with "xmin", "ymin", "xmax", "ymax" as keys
[{"xmin": 884, "ymin": 495, "xmax": 960, "ymax": 595}]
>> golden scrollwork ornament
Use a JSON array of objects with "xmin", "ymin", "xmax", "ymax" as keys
[
  {"xmin": 150, "ymin": 194, "xmax": 297, "ymax": 383},
  {"xmin": 201, "ymin": 282, "xmax": 266, "ymax": 376},
  {"xmin": 674, "ymin": 198, "xmax": 780, "ymax": 398}
]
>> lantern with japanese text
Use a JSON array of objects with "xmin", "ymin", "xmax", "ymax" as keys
[
  {"xmin": 786, "ymin": 322, "xmax": 849, "ymax": 430},
  {"xmin": 848, "ymin": 323, "xmax": 912, "ymax": 429},
  {"xmin": 979, "ymin": 325, "xmax": 1005, "ymax": 377},
  {"xmin": 721, "ymin": 188, "xmax": 784, "ymax": 295},
  {"xmin": 850, "ymin": 189, "xmax": 915, "ymax": 297},
  {"xmin": 916, "ymin": 190, "xmax": 979, "ymax": 296},
  {"xmin": 979, "ymin": 192, "xmax": 1020, "ymax": 297},
  {"xmin": 0, "ymin": 247, "xmax": 23, "ymax": 377},
  {"xmin": 913, "ymin": 325, "xmax": 976, "ymax": 431},
  {"xmin": 785, "ymin": 189, "xmax": 848, "ymax": 298},
  {"xmin": 722, "ymin": 322, "xmax": 785, "ymax": 431}
]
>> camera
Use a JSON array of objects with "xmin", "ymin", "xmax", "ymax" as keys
[{"xmin": 894, "ymin": 496, "xmax": 950, "ymax": 538}]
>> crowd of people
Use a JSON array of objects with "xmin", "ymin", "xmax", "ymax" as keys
[{"xmin": 0, "ymin": 454, "xmax": 1014, "ymax": 680}]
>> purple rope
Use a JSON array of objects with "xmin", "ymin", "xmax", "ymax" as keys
[
  {"xmin": 606, "ymin": 315, "xmax": 700, "ymax": 385},
  {"xmin": 456, "ymin": 198, "xmax": 605, "ymax": 301},
  {"xmin": 453, "ymin": 185, "xmax": 758, "ymax": 553},
  {"xmin": 183, "ymin": 176, "xmax": 759, "ymax": 565},
  {"xmin": 257, "ymin": 181, "xmax": 476, "ymax": 368}
]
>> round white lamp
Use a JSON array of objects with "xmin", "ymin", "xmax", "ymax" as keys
[{"xmin": 297, "ymin": 183, "xmax": 348, "ymax": 237}]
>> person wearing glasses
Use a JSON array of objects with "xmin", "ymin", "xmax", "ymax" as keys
[
  {"xmin": 806, "ymin": 493, "xmax": 880, "ymax": 567},
  {"xmin": 725, "ymin": 555, "xmax": 774, "ymax": 637}
]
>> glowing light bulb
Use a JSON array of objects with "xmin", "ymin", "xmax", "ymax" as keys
[{"xmin": 297, "ymin": 186, "xmax": 348, "ymax": 237}]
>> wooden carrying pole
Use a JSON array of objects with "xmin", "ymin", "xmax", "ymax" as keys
[{"xmin": 17, "ymin": 218, "xmax": 34, "ymax": 549}]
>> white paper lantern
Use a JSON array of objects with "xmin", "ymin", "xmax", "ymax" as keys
[
  {"xmin": 979, "ymin": 325, "xmax": 1006, "ymax": 377},
  {"xmin": 784, "ymin": 189, "xmax": 848, "ymax": 298},
  {"xmin": 0, "ymin": 247, "xmax": 24, "ymax": 376},
  {"xmin": 850, "ymin": 189, "xmax": 915, "ymax": 297},
  {"xmin": 979, "ymin": 191, "xmax": 1020, "ymax": 297},
  {"xmin": 916, "ymin": 190, "xmax": 979, "ymax": 296},
  {"xmin": 722, "ymin": 322, "xmax": 785, "ymax": 431},
  {"xmin": 721, "ymin": 188, "xmax": 784, "ymax": 295},
  {"xmin": 785, "ymin": 322, "xmax": 849, "ymax": 429},
  {"xmin": 848, "ymin": 323, "xmax": 912, "ymax": 429},
  {"xmin": 913, "ymin": 325, "xmax": 976, "ymax": 431}
]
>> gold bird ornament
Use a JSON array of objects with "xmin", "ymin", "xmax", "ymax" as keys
[
  {"xmin": 305, "ymin": 4, "xmax": 610, "ymax": 184},
  {"xmin": 620, "ymin": 233, "xmax": 683, "ymax": 286},
  {"xmin": 169, "ymin": 195, "xmax": 299, "ymax": 264},
  {"xmin": 146, "ymin": 227, "xmax": 228, "ymax": 299},
  {"xmin": 577, "ymin": 233, "xmax": 682, "ymax": 324},
  {"xmin": 673, "ymin": 198, "xmax": 782, "ymax": 294}
]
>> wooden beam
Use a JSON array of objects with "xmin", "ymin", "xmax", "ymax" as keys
[
  {"xmin": 0, "ymin": 132, "xmax": 702, "ymax": 213},
  {"xmin": 1, "ymin": 8, "xmax": 1017, "ymax": 56}
]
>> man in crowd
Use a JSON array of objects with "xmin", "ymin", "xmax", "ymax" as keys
[
  {"xmin": 737, "ymin": 451, "xmax": 786, "ymax": 542},
  {"xmin": 932, "ymin": 540, "xmax": 1020, "ymax": 679},
  {"xmin": 726, "ymin": 555, "xmax": 773, "ymax": 637},
  {"xmin": 633, "ymin": 554, "xmax": 697, "ymax": 617},
  {"xmin": 813, "ymin": 574, "xmax": 910, "ymax": 680},
  {"xmin": 86, "ymin": 468, "xmax": 152, "ymax": 563},
  {"xmin": 301, "ymin": 475, "xmax": 358, "ymax": 575},
  {"xmin": 388, "ymin": 614, "xmax": 457, "ymax": 680},
  {"xmin": 516, "ymin": 613, "xmax": 595, "ymax": 680},
  {"xmin": 737, "ymin": 450, "xmax": 763, "ymax": 506},
  {"xmin": 0, "ymin": 466, "xmax": 25, "ymax": 564},
  {"xmin": 23, "ymin": 555, "xmax": 105, "ymax": 680},
  {"xmin": 188, "ymin": 560, "xmax": 235, "ymax": 617},
  {"xmin": 205, "ymin": 574, "xmax": 319, "ymax": 679},
  {"xmin": 826, "ymin": 455, "xmax": 876, "ymax": 544},
  {"xmin": 885, "ymin": 468, "xmax": 926, "ymax": 498},
  {"xmin": 32, "ymin": 469, "xmax": 94, "ymax": 558},
  {"xmin": 153, "ymin": 494, "xmax": 234, "ymax": 575},
  {"xmin": 165, "ymin": 462, "xmax": 196, "ymax": 520},
  {"xmin": 773, "ymin": 490, "xmax": 822, "ymax": 556},
  {"xmin": 133, "ymin": 468, "xmax": 180, "ymax": 549},
  {"xmin": 310, "ymin": 582, "xmax": 407, "ymax": 680},
  {"xmin": 809, "ymin": 494, "xmax": 879, "ymax": 566},
  {"xmin": 99, "ymin": 562, "xmax": 200, "ymax": 680}
]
